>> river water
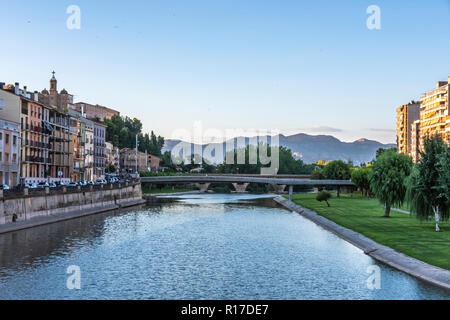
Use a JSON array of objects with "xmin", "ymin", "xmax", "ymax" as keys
[{"xmin": 0, "ymin": 194, "xmax": 448, "ymax": 300}]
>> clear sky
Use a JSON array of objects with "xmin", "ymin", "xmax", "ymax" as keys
[{"xmin": 1, "ymin": 0, "xmax": 449, "ymax": 144}]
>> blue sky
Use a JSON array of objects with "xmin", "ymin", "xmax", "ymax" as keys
[{"xmin": 1, "ymin": 0, "xmax": 449, "ymax": 144}]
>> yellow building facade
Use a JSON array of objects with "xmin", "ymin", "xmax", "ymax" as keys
[
  {"xmin": 396, "ymin": 101, "xmax": 420, "ymax": 155},
  {"xmin": 419, "ymin": 78, "xmax": 449, "ymax": 149}
]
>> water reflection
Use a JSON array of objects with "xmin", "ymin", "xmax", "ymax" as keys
[{"xmin": 0, "ymin": 194, "xmax": 448, "ymax": 300}]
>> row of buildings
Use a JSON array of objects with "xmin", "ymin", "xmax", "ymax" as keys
[
  {"xmin": 396, "ymin": 77, "xmax": 449, "ymax": 161},
  {"xmin": 0, "ymin": 73, "xmax": 160, "ymax": 187}
]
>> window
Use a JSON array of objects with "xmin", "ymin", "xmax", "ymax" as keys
[
  {"xmin": 0, "ymin": 132, "xmax": 2, "ymax": 141},
  {"xmin": 0, "ymin": 152, "xmax": 2, "ymax": 161},
  {"xmin": 5, "ymin": 153, "xmax": 9, "ymax": 162},
  {"xmin": 0, "ymin": 98, "xmax": 4, "ymax": 110},
  {"xmin": 13, "ymin": 136, "xmax": 16, "ymax": 146},
  {"xmin": 5, "ymin": 134, "xmax": 9, "ymax": 145},
  {"xmin": 13, "ymin": 154, "xmax": 17, "ymax": 163}
]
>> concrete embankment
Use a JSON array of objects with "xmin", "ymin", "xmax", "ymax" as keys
[
  {"xmin": 0, "ymin": 183, "xmax": 145, "ymax": 234},
  {"xmin": 273, "ymin": 196, "xmax": 450, "ymax": 291}
]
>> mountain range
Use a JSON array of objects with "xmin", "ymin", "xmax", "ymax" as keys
[{"xmin": 162, "ymin": 133, "xmax": 396, "ymax": 165}]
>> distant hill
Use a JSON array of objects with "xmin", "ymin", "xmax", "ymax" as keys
[{"xmin": 163, "ymin": 133, "xmax": 396, "ymax": 165}]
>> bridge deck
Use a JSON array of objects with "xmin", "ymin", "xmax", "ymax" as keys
[{"xmin": 141, "ymin": 175, "xmax": 354, "ymax": 186}]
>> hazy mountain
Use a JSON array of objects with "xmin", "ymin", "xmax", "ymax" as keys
[{"xmin": 162, "ymin": 133, "xmax": 396, "ymax": 165}]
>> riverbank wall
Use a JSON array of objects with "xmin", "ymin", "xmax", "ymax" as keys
[
  {"xmin": 274, "ymin": 196, "xmax": 450, "ymax": 291},
  {"xmin": 0, "ymin": 182, "xmax": 145, "ymax": 229}
]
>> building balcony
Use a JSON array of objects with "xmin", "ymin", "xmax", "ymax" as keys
[
  {"xmin": 24, "ymin": 156, "xmax": 50, "ymax": 164},
  {"xmin": 0, "ymin": 163, "xmax": 19, "ymax": 172}
]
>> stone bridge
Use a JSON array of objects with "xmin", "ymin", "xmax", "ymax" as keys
[{"xmin": 141, "ymin": 175, "xmax": 355, "ymax": 201}]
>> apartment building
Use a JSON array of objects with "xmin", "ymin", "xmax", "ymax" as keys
[
  {"xmin": 396, "ymin": 101, "xmax": 420, "ymax": 155},
  {"xmin": 0, "ymin": 84, "xmax": 20, "ymax": 186},
  {"xmin": 119, "ymin": 148, "xmax": 148, "ymax": 174},
  {"xmin": 93, "ymin": 122, "xmax": 106, "ymax": 180},
  {"xmin": 148, "ymin": 154, "xmax": 161, "ymax": 172},
  {"xmin": 447, "ymin": 115, "xmax": 450, "ymax": 142},
  {"xmin": 81, "ymin": 117, "xmax": 94, "ymax": 181},
  {"xmin": 419, "ymin": 77, "xmax": 449, "ymax": 148},
  {"xmin": 71, "ymin": 102, "xmax": 119, "ymax": 122},
  {"xmin": 69, "ymin": 109, "xmax": 85, "ymax": 182},
  {"xmin": 0, "ymin": 76, "xmax": 128, "ymax": 184},
  {"xmin": 47, "ymin": 106, "xmax": 72, "ymax": 183},
  {"xmin": 20, "ymin": 94, "xmax": 51, "ymax": 184},
  {"xmin": 105, "ymin": 142, "xmax": 119, "ymax": 173}
]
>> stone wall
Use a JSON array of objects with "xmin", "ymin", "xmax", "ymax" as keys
[{"xmin": 0, "ymin": 183, "xmax": 143, "ymax": 225}]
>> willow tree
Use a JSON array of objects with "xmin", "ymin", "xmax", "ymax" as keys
[
  {"xmin": 406, "ymin": 136, "xmax": 450, "ymax": 231},
  {"xmin": 369, "ymin": 150, "xmax": 412, "ymax": 217}
]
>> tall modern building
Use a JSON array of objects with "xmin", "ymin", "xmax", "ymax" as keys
[
  {"xmin": 396, "ymin": 101, "xmax": 420, "ymax": 155},
  {"xmin": 419, "ymin": 77, "xmax": 449, "ymax": 148},
  {"xmin": 410, "ymin": 120, "xmax": 421, "ymax": 162}
]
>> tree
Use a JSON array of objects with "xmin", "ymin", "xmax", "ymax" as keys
[
  {"xmin": 322, "ymin": 160, "xmax": 351, "ymax": 197},
  {"xmin": 316, "ymin": 191, "xmax": 332, "ymax": 207},
  {"xmin": 376, "ymin": 147, "xmax": 397, "ymax": 159},
  {"xmin": 406, "ymin": 136, "xmax": 450, "ymax": 231},
  {"xmin": 369, "ymin": 149, "xmax": 412, "ymax": 217},
  {"xmin": 311, "ymin": 169, "xmax": 325, "ymax": 180},
  {"xmin": 104, "ymin": 115, "xmax": 165, "ymax": 155},
  {"xmin": 351, "ymin": 167, "xmax": 372, "ymax": 198},
  {"xmin": 217, "ymin": 144, "xmax": 314, "ymax": 175},
  {"xmin": 106, "ymin": 163, "xmax": 116, "ymax": 174}
]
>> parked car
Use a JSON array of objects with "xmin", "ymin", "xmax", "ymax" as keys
[
  {"xmin": 108, "ymin": 177, "xmax": 119, "ymax": 184},
  {"xmin": 37, "ymin": 182, "xmax": 50, "ymax": 189},
  {"xmin": 67, "ymin": 182, "xmax": 79, "ymax": 187},
  {"xmin": 79, "ymin": 181, "xmax": 88, "ymax": 186},
  {"xmin": 95, "ymin": 179, "xmax": 107, "ymax": 185},
  {"xmin": 29, "ymin": 183, "xmax": 39, "ymax": 189},
  {"xmin": 87, "ymin": 180, "xmax": 95, "ymax": 186},
  {"xmin": 1, "ymin": 184, "xmax": 10, "ymax": 190},
  {"xmin": 49, "ymin": 183, "xmax": 57, "ymax": 188}
]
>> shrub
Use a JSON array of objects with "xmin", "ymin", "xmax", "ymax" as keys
[{"xmin": 316, "ymin": 191, "xmax": 332, "ymax": 207}]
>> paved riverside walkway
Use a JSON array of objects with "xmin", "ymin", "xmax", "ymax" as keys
[
  {"xmin": 0, "ymin": 199, "xmax": 146, "ymax": 235},
  {"xmin": 274, "ymin": 196, "xmax": 450, "ymax": 291}
]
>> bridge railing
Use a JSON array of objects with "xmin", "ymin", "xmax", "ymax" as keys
[{"xmin": 141, "ymin": 175, "xmax": 354, "ymax": 186}]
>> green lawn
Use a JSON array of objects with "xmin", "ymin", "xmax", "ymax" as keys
[
  {"xmin": 288, "ymin": 193, "xmax": 450, "ymax": 270},
  {"xmin": 142, "ymin": 187, "xmax": 197, "ymax": 194}
]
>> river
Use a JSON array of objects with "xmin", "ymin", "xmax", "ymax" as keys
[{"xmin": 0, "ymin": 194, "xmax": 448, "ymax": 300}]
